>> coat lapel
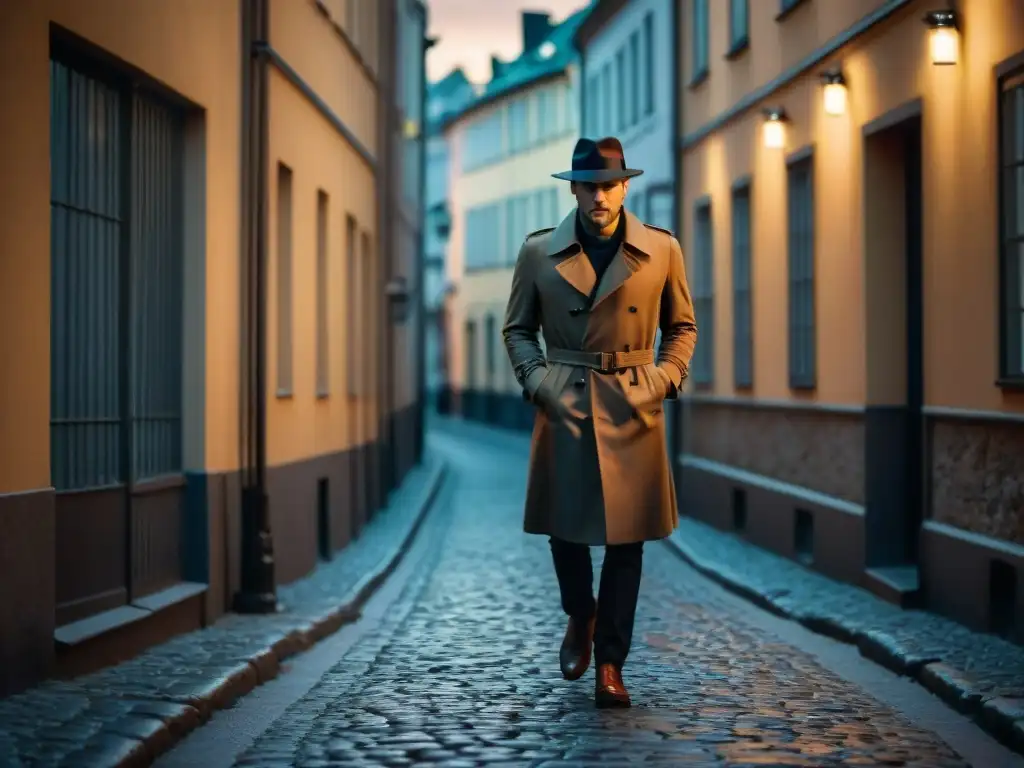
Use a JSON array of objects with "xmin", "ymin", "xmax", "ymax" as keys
[
  {"xmin": 589, "ymin": 210, "xmax": 653, "ymax": 310},
  {"xmin": 547, "ymin": 212, "xmax": 596, "ymax": 299}
]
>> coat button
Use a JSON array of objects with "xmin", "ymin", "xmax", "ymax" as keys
[
  {"xmin": 573, "ymin": 378, "xmax": 586, "ymax": 388},
  {"xmin": 569, "ymin": 307, "xmax": 585, "ymax": 316},
  {"xmin": 628, "ymin": 305, "xmax": 638, "ymax": 313}
]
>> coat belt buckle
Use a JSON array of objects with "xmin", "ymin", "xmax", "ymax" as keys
[{"xmin": 598, "ymin": 351, "xmax": 615, "ymax": 372}]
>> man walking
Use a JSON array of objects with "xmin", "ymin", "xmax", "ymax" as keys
[{"xmin": 502, "ymin": 137, "xmax": 697, "ymax": 708}]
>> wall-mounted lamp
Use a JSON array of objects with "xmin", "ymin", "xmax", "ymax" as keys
[
  {"xmin": 820, "ymin": 69, "xmax": 847, "ymax": 116},
  {"xmin": 762, "ymin": 108, "xmax": 787, "ymax": 149},
  {"xmin": 923, "ymin": 10, "xmax": 959, "ymax": 66}
]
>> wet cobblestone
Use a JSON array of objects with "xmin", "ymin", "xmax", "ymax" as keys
[
  {"xmin": 233, "ymin": 424, "xmax": 971, "ymax": 767},
  {"xmin": 0, "ymin": 457, "xmax": 445, "ymax": 768}
]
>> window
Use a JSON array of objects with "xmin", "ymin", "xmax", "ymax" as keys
[
  {"xmin": 536, "ymin": 89, "xmax": 550, "ymax": 141},
  {"xmin": 360, "ymin": 231, "xmax": 375, "ymax": 399},
  {"xmin": 505, "ymin": 198, "xmax": 517, "ymax": 265},
  {"xmin": 732, "ymin": 183, "xmax": 753, "ymax": 388},
  {"xmin": 1000, "ymin": 67, "xmax": 1024, "ymax": 381},
  {"xmin": 586, "ymin": 74, "xmax": 599, "ymax": 135},
  {"xmin": 601, "ymin": 62, "xmax": 613, "ymax": 136},
  {"xmin": 642, "ymin": 12, "xmax": 655, "ymax": 116},
  {"xmin": 485, "ymin": 314, "xmax": 497, "ymax": 386},
  {"xmin": 615, "ymin": 47, "xmax": 626, "ymax": 132},
  {"xmin": 787, "ymin": 156, "xmax": 816, "ymax": 389},
  {"xmin": 630, "ymin": 190, "xmax": 646, "ymax": 221},
  {"xmin": 729, "ymin": 0, "xmax": 749, "ymax": 52},
  {"xmin": 691, "ymin": 0, "xmax": 709, "ymax": 82},
  {"xmin": 549, "ymin": 187, "xmax": 562, "ymax": 225},
  {"xmin": 465, "ymin": 319, "xmax": 478, "ymax": 390},
  {"xmin": 345, "ymin": 215, "xmax": 361, "ymax": 395},
  {"xmin": 276, "ymin": 163, "xmax": 294, "ymax": 396},
  {"xmin": 316, "ymin": 190, "xmax": 330, "ymax": 397},
  {"xmin": 563, "ymin": 81, "xmax": 576, "ymax": 134},
  {"xmin": 507, "ymin": 99, "xmax": 527, "ymax": 153},
  {"xmin": 629, "ymin": 31, "xmax": 641, "ymax": 126},
  {"xmin": 692, "ymin": 201, "xmax": 714, "ymax": 386}
]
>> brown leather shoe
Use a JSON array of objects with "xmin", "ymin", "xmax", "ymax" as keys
[
  {"xmin": 559, "ymin": 615, "xmax": 595, "ymax": 680},
  {"xmin": 595, "ymin": 663, "xmax": 631, "ymax": 708}
]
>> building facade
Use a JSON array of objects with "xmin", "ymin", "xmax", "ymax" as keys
[
  {"xmin": 574, "ymin": 0, "xmax": 679, "ymax": 232},
  {"xmin": 677, "ymin": 0, "xmax": 1024, "ymax": 640},
  {"xmin": 0, "ymin": 0, "xmax": 426, "ymax": 696},
  {"xmin": 443, "ymin": 9, "xmax": 587, "ymax": 426},
  {"xmin": 424, "ymin": 69, "xmax": 475, "ymax": 411}
]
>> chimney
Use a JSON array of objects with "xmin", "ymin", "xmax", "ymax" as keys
[
  {"xmin": 490, "ymin": 55, "xmax": 506, "ymax": 81},
  {"xmin": 521, "ymin": 11, "xmax": 553, "ymax": 54}
]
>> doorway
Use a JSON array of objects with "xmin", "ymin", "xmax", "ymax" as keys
[{"xmin": 862, "ymin": 105, "xmax": 924, "ymax": 603}]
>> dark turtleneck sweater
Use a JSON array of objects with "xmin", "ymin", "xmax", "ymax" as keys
[{"xmin": 576, "ymin": 211, "xmax": 625, "ymax": 294}]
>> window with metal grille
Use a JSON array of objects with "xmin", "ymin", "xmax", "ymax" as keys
[
  {"xmin": 276, "ymin": 163, "xmax": 294, "ymax": 396},
  {"xmin": 691, "ymin": 0, "xmax": 709, "ymax": 82},
  {"xmin": 316, "ymin": 190, "xmax": 330, "ymax": 397},
  {"xmin": 49, "ymin": 58, "xmax": 185, "ymax": 490},
  {"xmin": 642, "ymin": 11, "xmax": 655, "ymax": 116},
  {"xmin": 691, "ymin": 201, "xmax": 714, "ymax": 386},
  {"xmin": 732, "ymin": 183, "xmax": 753, "ymax": 388},
  {"xmin": 1000, "ymin": 66, "xmax": 1024, "ymax": 381},
  {"xmin": 787, "ymin": 156, "xmax": 816, "ymax": 389}
]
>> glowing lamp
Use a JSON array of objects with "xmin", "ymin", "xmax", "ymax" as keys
[
  {"xmin": 820, "ymin": 69, "xmax": 847, "ymax": 116},
  {"xmin": 924, "ymin": 10, "xmax": 959, "ymax": 66},
  {"xmin": 762, "ymin": 108, "xmax": 786, "ymax": 149}
]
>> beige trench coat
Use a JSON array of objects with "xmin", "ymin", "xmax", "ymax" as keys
[{"xmin": 502, "ymin": 209, "xmax": 698, "ymax": 546}]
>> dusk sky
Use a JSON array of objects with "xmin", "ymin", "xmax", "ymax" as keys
[{"xmin": 425, "ymin": 0, "xmax": 590, "ymax": 83}]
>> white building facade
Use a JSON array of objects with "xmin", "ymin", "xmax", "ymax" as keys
[{"xmin": 575, "ymin": 0, "xmax": 678, "ymax": 232}]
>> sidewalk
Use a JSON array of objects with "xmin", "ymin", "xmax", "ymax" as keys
[
  {"xmin": 666, "ymin": 518, "xmax": 1024, "ymax": 756},
  {"xmin": 0, "ymin": 455, "xmax": 448, "ymax": 768},
  {"xmin": 436, "ymin": 415, "xmax": 1024, "ymax": 757}
]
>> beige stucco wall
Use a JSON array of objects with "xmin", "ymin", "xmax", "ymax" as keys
[
  {"xmin": 0, "ymin": 0, "xmax": 242, "ymax": 492},
  {"xmin": 679, "ymin": 0, "xmax": 1024, "ymax": 413},
  {"xmin": 0, "ymin": 0, "xmax": 389, "ymax": 490}
]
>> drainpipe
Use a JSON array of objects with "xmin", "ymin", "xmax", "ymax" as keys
[
  {"xmin": 377, "ymin": 0, "xmax": 397, "ymax": 502},
  {"xmin": 235, "ymin": 0, "xmax": 278, "ymax": 614},
  {"xmin": 669, "ymin": 0, "xmax": 686, "ymax": 467},
  {"xmin": 417, "ymin": 25, "xmax": 436, "ymax": 461}
]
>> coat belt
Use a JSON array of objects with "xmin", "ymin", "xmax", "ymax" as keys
[{"xmin": 545, "ymin": 347, "xmax": 655, "ymax": 372}]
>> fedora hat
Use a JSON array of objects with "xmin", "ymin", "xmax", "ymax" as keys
[{"xmin": 551, "ymin": 136, "xmax": 644, "ymax": 182}]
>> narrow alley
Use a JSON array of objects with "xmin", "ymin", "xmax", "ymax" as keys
[{"xmin": 150, "ymin": 420, "xmax": 1021, "ymax": 768}]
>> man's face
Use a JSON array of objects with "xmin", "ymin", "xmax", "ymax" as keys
[{"xmin": 571, "ymin": 180, "xmax": 628, "ymax": 228}]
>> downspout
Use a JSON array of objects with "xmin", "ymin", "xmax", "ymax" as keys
[
  {"xmin": 669, "ymin": 0, "xmax": 687, "ymax": 471},
  {"xmin": 235, "ymin": 0, "xmax": 278, "ymax": 613},
  {"xmin": 377, "ymin": 0, "xmax": 397, "ymax": 502},
  {"xmin": 417, "ymin": 21, "xmax": 435, "ymax": 462}
]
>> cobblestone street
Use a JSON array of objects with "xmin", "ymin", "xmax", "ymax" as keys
[{"xmin": 208, "ymin": 419, "xmax": 1017, "ymax": 768}]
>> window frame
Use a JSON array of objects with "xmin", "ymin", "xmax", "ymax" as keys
[
  {"xmin": 998, "ymin": 60, "xmax": 1024, "ymax": 385},
  {"xmin": 642, "ymin": 11, "xmax": 655, "ymax": 116}
]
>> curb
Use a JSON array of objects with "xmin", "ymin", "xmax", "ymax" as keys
[
  {"xmin": 127, "ymin": 459, "xmax": 449, "ymax": 768},
  {"xmin": 664, "ymin": 531, "xmax": 1024, "ymax": 758}
]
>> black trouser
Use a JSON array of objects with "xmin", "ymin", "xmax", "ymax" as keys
[{"xmin": 549, "ymin": 536, "xmax": 643, "ymax": 670}]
